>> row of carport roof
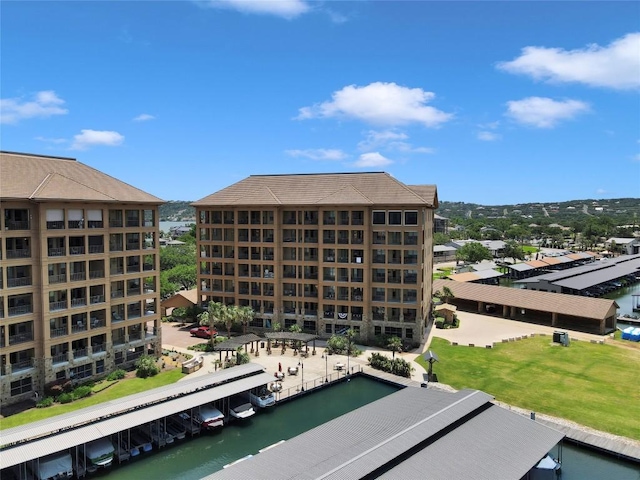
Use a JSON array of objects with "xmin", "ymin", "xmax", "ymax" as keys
[{"xmin": 0, "ymin": 363, "xmax": 273, "ymax": 470}]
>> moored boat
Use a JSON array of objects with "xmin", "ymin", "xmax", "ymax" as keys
[{"xmin": 195, "ymin": 404, "xmax": 225, "ymax": 429}]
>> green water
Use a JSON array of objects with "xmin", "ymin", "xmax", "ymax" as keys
[{"xmin": 108, "ymin": 377, "xmax": 398, "ymax": 480}]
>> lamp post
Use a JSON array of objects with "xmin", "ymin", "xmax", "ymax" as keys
[
  {"xmin": 325, "ymin": 352, "xmax": 328, "ymax": 382},
  {"xmin": 301, "ymin": 361, "xmax": 304, "ymax": 392}
]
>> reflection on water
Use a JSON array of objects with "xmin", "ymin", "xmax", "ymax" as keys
[
  {"xmin": 605, "ymin": 283, "xmax": 640, "ymax": 317},
  {"xmin": 560, "ymin": 443, "xmax": 640, "ymax": 480}
]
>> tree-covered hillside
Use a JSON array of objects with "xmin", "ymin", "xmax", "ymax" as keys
[{"xmin": 159, "ymin": 201, "xmax": 195, "ymax": 221}]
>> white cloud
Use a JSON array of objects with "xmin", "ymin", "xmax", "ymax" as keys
[
  {"xmin": 477, "ymin": 131, "xmax": 501, "ymax": 141},
  {"xmin": 35, "ymin": 136, "xmax": 67, "ymax": 144},
  {"xmin": 71, "ymin": 130, "xmax": 124, "ymax": 150},
  {"xmin": 353, "ymin": 152, "xmax": 393, "ymax": 168},
  {"xmin": 391, "ymin": 143, "xmax": 435, "ymax": 154},
  {"xmin": 201, "ymin": 0, "xmax": 310, "ymax": 19},
  {"xmin": 133, "ymin": 113, "xmax": 155, "ymax": 122},
  {"xmin": 505, "ymin": 97, "xmax": 590, "ymax": 128},
  {"xmin": 596, "ymin": 188, "xmax": 608, "ymax": 195},
  {"xmin": 285, "ymin": 148, "xmax": 348, "ymax": 161},
  {"xmin": 497, "ymin": 32, "xmax": 640, "ymax": 90},
  {"xmin": 0, "ymin": 90, "xmax": 68, "ymax": 124},
  {"xmin": 358, "ymin": 130, "xmax": 408, "ymax": 150},
  {"xmin": 296, "ymin": 82, "xmax": 453, "ymax": 127}
]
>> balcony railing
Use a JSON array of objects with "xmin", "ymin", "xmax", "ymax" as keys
[
  {"xmin": 71, "ymin": 298, "xmax": 87, "ymax": 307},
  {"xmin": 73, "ymin": 348, "xmax": 88, "ymax": 359},
  {"xmin": 7, "ymin": 249, "xmax": 30, "ymax": 259},
  {"xmin": 48, "ymin": 247, "xmax": 66, "ymax": 257},
  {"xmin": 128, "ymin": 309, "xmax": 142, "ymax": 319},
  {"xmin": 9, "ymin": 332, "xmax": 33, "ymax": 345},
  {"xmin": 126, "ymin": 219, "xmax": 140, "ymax": 227},
  {"xmin": 90, "ymin": 294, "xmax": 105, "ymax": 304},
  {"xmin": 110, "ymin": 243, "xmax": 123, "ymax": 252},
  {"xmin": 69, "ymin": 246, "xmax": 85, "ymax": 255},
  {"xmin": 373, "ymin": 312, "xmax": 385, "ymax": 321},
  {"xmin": 72, "ymin": 323, "xmax": 87, "ymax": 333},
  {"xmin": 52, "ymin": 353, "xmax": 69, "ymax": 364},
  {"xmin": 89, "ymin": 245, "xmax": 104, "ymax": 254},
  {"xmin": 92, "ymin": 343, "xmax": 106, "ymax": 353},
  {"xmin": 6, "ymin": 220, "xmax": 29, "ymax": 230},
  {"xmin": 68, "ymin": 220, "xmax": 83, "ymax": 229},
  {"xmin": 127, "ymin": 287, "xmax": 141, "ymax": 296},
  {"xmin": 323, "ymin": 311, "xmax": 335, "ymax": 319},
  {"xmin": 50, "ymin": 327, "xmax": 67, "ymax": 338},
  {"xmin": 50, "ymin": 301, "xmax": 67, "ymax": 311},
  {"xmin": 9, "ymin": 304, "xmax": 33, "ymax": 316},
  {"xmin": 128, "ymin": 264, "xmax": 141, "ymax": 273},
  {"xmin": 49, "ymin": 274, "xmax": 67, "ymax": 284},
  {"xmin": 70, "ymin": 272, "xmax": 86, "ymax": 281},
  {"xmin": 88, "ymin": 220, "xmax": 104, "ymax": 228},
  {"xmin": 112, "ymin": 336, "xmax": 125, "ymax": 345},
  {"xmin": 372, "ymin": 295, "xmax": 385, "ymax": 302},
  {"xmin": 12, "ymin": 359, "xmax": 33, "ymax": 371},
  {"xmin": 47, "ymin": 221, "xmax": 65, "ymax": 229},
  {"xmin": 111, "ymin": 289, "xmax": 125, "ymax": 298},
  {"xmin": 89, "ymin": 270, "xmax": 104, "ymax": 279},
  {"xmin": 126, "ymin": 242, "xmax": 140, "ymax": 250},
  {"xmin": 7, "ymin": 277, "xmax": 31, "ymax": 288}
]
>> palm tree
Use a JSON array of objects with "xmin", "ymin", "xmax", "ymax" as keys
[
  {"xmin": 442, "ymin": 286, "xmax": 454, "ymax": 305},
  {"xmin": 238, "ymin": 306, "xmax": 255, "ymax": 334},
  {"xmin": 387, "ymin": 336, "xmax": 402, "ymax": 359},
  {"xmin": 224, "ymin": 305, "xmax": 239, "ymax": 339},
  {"xmin": 202, "ymin": 302, "xmax": 225, "ymax": 347}
]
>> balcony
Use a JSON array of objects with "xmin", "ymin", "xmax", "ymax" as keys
[
  {"xmin": 128, "ymin": 263, "xmax": 141, "ymax": 273},
  {"xmin": 8, "ymin": 303, "xmax": 32, "ymax": 316},
  {"xmin": 7, "ymin": 277, "xmax": 31, "ymax": 288},
  {"xmin": 373, "ymin": 312, "xmax": 385, "ymax": 321},
  {"xmin": 337, "ymin": 275, "xmax": 349, "ymax": 282},
  {"xmin": 6, "ymin": 249, "xmax": 30, "ymax": 259},
  {"xmin": 48, "ymin": 247, "xmax": 66, "ymax": 257},
  {"xmin": 70, "ymin": 272, "xmax": 86, "ymax": 281},
  {"xmin": 126, "ymin": 219, "xmax": 140, "ymax": 227},
  {"xmin": 89, "ymin": 245, "xmax": 105, "ymax": 254},
  {"xmin": 50, "ymin": 301, "xmax": 67, "ymax": 312},
  {"xmin": 70, "ymin": 246, "xmax": 85, "ymax": 255},
  {"xmin": 372, "ymin": 294, "xmax": 385, "ymax": 302},
  {"xmin": 68, "ymin": 220, "xmax": 83, "ymax": 229},
  {"xmin": 92, "ymin": 343, "xmax": 106, "ymax": 354},
  {"xmin": 88, "ymin": 220, "xmax": 104, "ymax": 229},
  {"xmin": 323, "ymin": 311, "xmax": 335, "ymax": 319},
  {"xmin": 90, "ymin": 295, "xmax": 105, "ymax": 304},
  {"xmin": 126, "ymin": 242, "xmax": 140, "ymax": 251},
  {"xmin": 50, "ymin": 327, "xmax": 67, "ymax": 338},
  {"xmin": 52, "ymin": 353, "xmax": 69, "ymax": 364},
  {"xmin": 373, "ymin": 255, "xmax": 386, "ymax": 264},
  {"xmin": 71, "ymin": 298, "xmax": 87, "ymax": 308},
  {"xmin": 373, "ymin": 274, "xmax": 385, "ymax": 283},
  {"xmin": 72, "ymin": 322, "xmax": 87, "ymax": 333},
  {"xmin": 111, "ymin": 289, "xmax": 125, "ymax": 299},
  {"xmin": 89, "ymin": 270, "xmax": 104, "ymax": 279},
  {"xmin": 112, "ymin": 336, "xmax": 125, "ymax": 346},
  {"xmin": 73, "ymin": 348, "xmax": 88, "ymax": 359},
  {"xmin": 9, "ymin": 332, "xmax": 33, "ymax": 345},
  {"xmin": 128, "ymin": 309, "xmax": 142, "ymax": 319},
  {"xmin": 49, "ymin": 274, "xmax": 67, "ymax": 284},
  {"xmin": 110, "ymin": 242, "xmax": 123, "ymax": 252},
  {"xmin": 6, "ymin": 220, "xmax": 29, "ymax": 230},
  {"xmin": 12, "ymin": 358, "xmax": 33, "ymax": 372},
  {"xmin": 47, "ymin": 221, "xmax": 65, "ymax": 230}
]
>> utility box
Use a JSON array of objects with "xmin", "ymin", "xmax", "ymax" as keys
[{"xmin": 554, "ymin": 331, "xmax": 570, "ymax": 346}]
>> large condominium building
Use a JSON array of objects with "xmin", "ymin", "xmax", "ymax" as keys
[
  {"xmin": 193, "ymin": 173, "xmax": 438, "ymax": 343},
  {"xmin": 0, "ymin": 151, "xmax": 163, "ymax": 405}
]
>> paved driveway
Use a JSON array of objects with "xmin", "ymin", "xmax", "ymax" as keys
[{"xmin": 161, "ymin": 321, "xmax": 204, "ymax": 349}]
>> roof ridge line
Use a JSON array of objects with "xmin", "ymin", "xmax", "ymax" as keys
[
  {"xmin": 29, "ymin": 173, "xmax": 53, "ymax": 199},
  {"xmin": 265, "ymin": 186, "xmax": 282, "ymax": 204},
  {"xmin": 33, "ymin": 171, "xmax": 120, "ymax": 202}
]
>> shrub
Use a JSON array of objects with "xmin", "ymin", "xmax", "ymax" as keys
[
  {"xmin": 46, "ymin": 383, "xmax": 64, "ymax": 397},
  {"xmin": 106, "ymin": 369, "xmax": 126, "ymax": 381},
  {"xmin": 135, "ymin": 354, "xmax": 160, "ymax": 378},
  {"xmin": 58, "ymin": 393, "xmax": 73, "ymax": 404},
  {"xmin": 435, "ymin": 320, "xmax": 444, "ymax": 329},
  {"xmin": 188, "ymin": 343, "xmax": 214, "ymax": 352},
  {"xmin": 36, "ymin": 396, "xmax": 54, "ymax": 408},
  {"xmin": 73, "ymin": 385, "xmax": 92, "ymax": 399},
  {"xmin": 368, "ymin": 352, "xmax": 413, "ymax": 378}
]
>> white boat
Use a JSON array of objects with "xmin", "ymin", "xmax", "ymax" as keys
[
  {"xmin": 84, "ymin": 438, "xmax": 115, "ymax": 469},
  {"xmin": 195, "ymin": 404, "xmax": 225, "ymax": 429},
  {"xmin": 230, "ymin": 396, "xmax": 256, "ymax": 420},
  {"xmin": 29, "ymin": 451, "xmax": 73, "ymax": 480},
  {"xmin": 249, "ymin": 387, "xmax": 276, "ymax": 408}
]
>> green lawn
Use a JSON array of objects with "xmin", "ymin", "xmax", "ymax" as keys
[
  {"xmin": 416, "ymin": 336, "xmax": 640, "ymax": 440},
  {"xmin": 0, "ymin": 369, "xmax": 185, "ymax": 430}
]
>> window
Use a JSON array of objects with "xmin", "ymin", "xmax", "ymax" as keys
[
  {"xmin": 372, "ymin": 231, "xmax": 386, "ymax": 244},
  {"xmin": 388, "ymin": 211, "xmax": 402, "ymax": 225},
  {"xmin": 10, "ymin": 377, "xmax": 32, "ymax": 396},
  {"xmin": 325, "ymin": 324, "xmax": 333, "ymax": 334},
  {"xmin": 372, "ymin": 211, "xmax": 386, "ymax": 225},
  {"xmin": 374, "ymin": 326, "xmax": 382, "ymax": 336},
  {"xmin": 404, "ymin": 211, "xmax": 418, "ymax": 225}
]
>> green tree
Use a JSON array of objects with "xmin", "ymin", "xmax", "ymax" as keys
[
  {"xmin": 135, "ymin": 354, "xmax": 160, "ymax": 378},
  {"xmin": 386, "ymin": 336, "xmax": 402, "ymax": 359},
  {"xmin": 501, "ymin": 241, "xmax": 525, "ymax": 263},
  {"xmin": 441, "ymin": 285, "xmax": 454, "ymax": 304},
  {"xmin": 237, "ymin": 306, "xmax": 255, "ymax": 334},
  {"xmin": 160, "ymin": 244, "xmax": 196, "ymax": 270},
  {"xmin": 200, "ymin": 302, "xmax": 226, "ymax": 346},
  {"xmin": 433, "ymin": 232, "xmax": 450, "ymax": 245},
  {"xmin": 455, "ymin": 242, "xmax": 493, "ymax": 263},
  {"xmin": 165, "ymin": 264, "xmax": 197, "ymax": 290},
  {"xmin": 160, "ymin": 271, "xmax": 179, "ymax": 298}
]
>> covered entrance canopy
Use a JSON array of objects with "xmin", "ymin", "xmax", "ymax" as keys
[{"xmin": 263, "ymin": 332, "xmax": 318, "ymax": 356}]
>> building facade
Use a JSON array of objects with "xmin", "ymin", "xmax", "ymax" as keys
[
  {"xmin": 0, "ymin": 151, "xmax": 163, "ymax": 405},
  {"xmin": 193, "ymin": 173, "xmax": 437, "ymax": 343}
]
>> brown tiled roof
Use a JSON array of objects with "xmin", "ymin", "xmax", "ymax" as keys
[
  {"xmin": 193, "ymin": 172, "xmax": 437, "ymax": 207},
  {"xmin": 407, "ymin": 184, "xmax": 438, "ymax": 207},
  {"xmin": 433, "ymin": 279, "xmax": 617, "ymax": 320},
  {"xmin": 0, "ymin": 151, "xmax": 163, "ymax": 204}
]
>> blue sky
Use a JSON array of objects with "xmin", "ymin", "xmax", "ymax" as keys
[{"xmin": 2, "ymin": 1, "xmax": 639, "ymax": 205}]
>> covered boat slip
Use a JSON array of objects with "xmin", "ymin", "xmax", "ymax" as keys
[
  {"xmin": 433, "ymin": 279, "xmax": 618, "ymax": 335},
  {"xmin": 0, "ymin": 364, "xmax": 273, "ymax": 471},
  {"xmin": 207, "ymin": 388, "xmax": 565, "ymax": 480}
]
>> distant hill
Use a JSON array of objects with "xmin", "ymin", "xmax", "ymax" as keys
[
  {"xmin": 160, "ymin": 197, "xmax": 639, "ymax": 226},
  {"xmin": 159, "ymin": 201, "xmax": 195, "ymax": 221},
  {"xmin": 438, "ymin": 198, "xmax": 639, "ymax": 225}
]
